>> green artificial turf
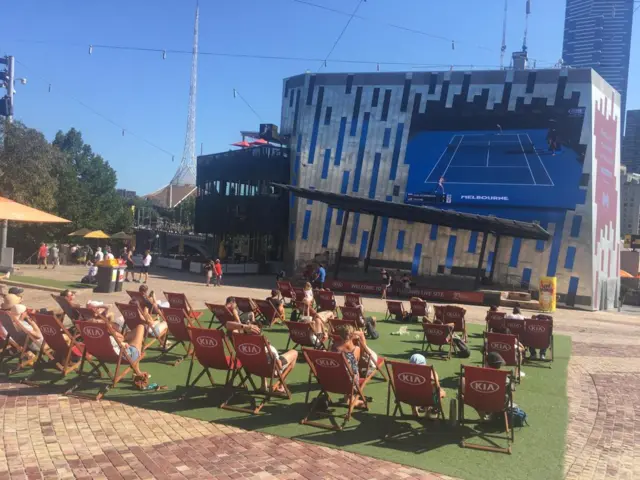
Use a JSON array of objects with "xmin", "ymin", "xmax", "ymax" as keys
[
  {"xmin": 7, "ymin": 275, "xmax": 94, "ymax": 291},
  {"xmin": 9, "ymin": 311, "xmax": 571, "ymax": 480}
]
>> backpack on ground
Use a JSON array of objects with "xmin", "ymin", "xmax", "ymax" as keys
[
  {"xmin": 508, "ymin": 405, "xmax": 529, "ymax": 427},
  {"xmin": 453, "ymin": 337, "xmax": 470, "ymax": 358}
]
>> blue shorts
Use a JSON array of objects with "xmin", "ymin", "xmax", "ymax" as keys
[{"xmin": 126, "ymin": 345, "xmax": 140, "ymax": 362}]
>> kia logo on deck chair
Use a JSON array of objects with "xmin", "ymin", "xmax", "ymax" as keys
[
  {"xmin": 528, "ymin": 324, "xmax": 546, "ymax": 333},
  {"xmin": 470, "ymin": 380, "xmax": 500, "ymax": 393},
  {"xmin": 40, "ymin": 325, "xmax": 57, "ymax": 337},
  {"xmin": 426, "ymin": 327, "xmax": 443, "ymax": 336},
  {"xmin": 82, "ymin": 326, "xmax": 104, "ymax": 339},
  {"xmin": 196, "ymin": 336, "xmax": 218, "ymax": 348},
  {"xmin": 237, "ymin": 343, "xmax": 261, "ymax": 355},
  {"xmin": 315, "ymin": 358, "xmax": 339, "ymax": 368},
  {"xmin": 398, "ymin": 372, "xmax": 426, "ymax": 385},
  {"xmin": 490, "ymin": 342, "xmax": 512, "ymax": 352}
]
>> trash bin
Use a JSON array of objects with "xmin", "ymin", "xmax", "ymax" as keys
[
  {"xmin": 94, "ymin": 266, "xmax": 118, "ymax": 293},
  {"xmin": 115, "ymin": 267, "xmax": 126, "ymax": 292}
]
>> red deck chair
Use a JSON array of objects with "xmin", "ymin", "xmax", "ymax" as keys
[
  {"xmin": 339, "ymin": 306, "xmax": 361, "ymax": 323},
  {"xmin": 159, "ymin": 307, "xmax": 199, "ymax": 365},
  {"xmin": 126, "ymin": 290, "xmax": 146, "ymax": 305},
  {"xmin": 204, "ymin": 302, "xmax": 235, "ymax": 329},
  {"xmin": 410, "ymin": 298, "xmax": 428, "ymax": 319},
  {"xmin": 0, "ymin": 311, "xmax": 46, "ymax": 375},
  {"xmin": 115, "ymin": 302, "xmax": 165, "ymax": 351},
  {"xmin": 484, "ymin": 332, "xmax": 521, "ymax": 381},
  {"xmin": 235, "ymin": 297, "xmax": 258, "ymax": 316},
  {"xmin": 385, "ymin": 300, "xmax": 407, "ymax": 322},
  {"xmin": 344, "ymin": 292, "xmax": 362, "ymax": 307},
  {"xmin": 277, "ymin": 281, "xmax": 295, "ymax": 305},
  {"xmin": 292, "ymin": 287, "xmax": 306, "ymax": 303},
  {"xmin": 253, "ymin": 299, "xmax": 284, "ymax": 327},
  {"xmin": 301, "ymin": 348, "xmax": 369, "ymax": 431},
  {"xmin": 384, "ymin": 360, "xmax": 445, "ymax": 438},
  {"xmin": 433, "ymin": 305, "xmax": 445, "ymax": 322},
  {"xmin": 222, "ymin": 333, "xmax": 294, "ymax": 414},
  {"xmin": 50, "ymin": 294, "xmax": 80, "ymax": 325},
  {"xmin": 522, "ymin": 318, "xmax": 553, "ymax": 366},
  {"xmin": 486, "ymin": 311, "xmax": 506, "ymax": 332},
  {"xmin": 315, "ymin": 290, "xmax": 337, "ymax": 313},
  {"xmin": 284, "ymin": 321, "xmax": 325, "ymax": 350},
  {"xmin": 442, "ymin": 306, "xmax": 467, "ymax": 342},
  {"xmin": 28, "ymin": 313, "xmax": 90, "ymax": 381},
  {"xmin": 329, "ymin": 317, "xmax": 360, "ymax": 334},
  {"xmin": 504, "ymin": 318, "xmax": 526, "ymax": 340},
  {"xmin": 185, "ymin": 327, "xmax": 249, "ymax": 394},
  {"xmin": 66, "ymin": 320, "xmax": 145, "ymax": 400},
  {"xmin": 294, "ymin": 299, "xmax": 312, "ymax": 317},
  {"xmin": 75, "ymin": 306, "xmax": 105, "ymax": 321},
  {"xmin": 458, "ymin": 365, "xmax": 514, "ymax": 454},
  {"xmin": 421, "ymin": 323, "xmax": 455, "ymax": 360},
  {"xmin": 163, "ymin": 292, "xmax": 203, "ymax": 321}
]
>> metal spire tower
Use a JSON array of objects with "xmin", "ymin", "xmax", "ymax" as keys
[{"xmin": 171, "ymin": 2, "xmax": 199, "ymax": 186}]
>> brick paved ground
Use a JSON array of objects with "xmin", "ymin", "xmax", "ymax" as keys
[{"xmin": 2, "ymin": 265, "xmax": 640, "ymax": 479}]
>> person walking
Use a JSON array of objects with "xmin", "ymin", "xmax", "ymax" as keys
[
  {"xmin": 49, "ymin": 243, "xmax": 60, "ymax": 269},
  {"xmin": 141, "ymin": 250, "xmax": 152, "ymax": 284},
  {"xmin": 204, "ymin": 259, "xmax": 214, "ymax": 287},
  {"xmin": 125, "ymin": 248, "xmax": 135, "ymax": 282},
  {"xmin": 37, "ymin": 243, "xmax": 48, "ymax": 269},
  {"xmin": 214, "ymin": 259, "xmax": 223, "ymax": 287}
]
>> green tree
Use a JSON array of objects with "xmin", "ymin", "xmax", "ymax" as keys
[
  {"xmin": 53, "ymin": 128, "xmax": 132, "ymax": 233},
  {"xmin": 0, "ymin": 121, "xmax": 65, "ymax": 256}
]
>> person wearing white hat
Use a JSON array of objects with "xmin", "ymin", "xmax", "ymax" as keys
[{"xmin": 0, "ymin": 292, "xmax": 43, "ymax": 352}]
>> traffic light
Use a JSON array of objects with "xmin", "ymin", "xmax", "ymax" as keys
[
  {"xmin": 0, "ymin": 56, "xmax": 13, "ymax": 119},
  {"xmin": 0, "ymin": 96, "xmax": 12, "ymax": 117}
]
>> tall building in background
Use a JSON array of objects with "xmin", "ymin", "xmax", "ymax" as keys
[
  {"xmin": 621, "ymin": 167, "xmax": 640, "ymax": 235},
  {"xmin": 562, "ymin": 0, "xmax": 634, "ymax": 131},
  {"xmin": 622, "ymin": 110, "xmax": 640, "ymax": 173}
]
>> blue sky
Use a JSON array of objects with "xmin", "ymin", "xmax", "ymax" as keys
[{"xmin": 1, "ymin": 0, "xmax": 638, "ymax": 193}]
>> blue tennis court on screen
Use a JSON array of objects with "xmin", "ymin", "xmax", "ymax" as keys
[{"xmin": 404, "ymin": 128, "xmax": 585, "ymax": 209}]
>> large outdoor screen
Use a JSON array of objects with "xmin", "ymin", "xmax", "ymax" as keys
[{"xmin": 404, "ymin": 105, "xmax": 587, "ymax": 210}]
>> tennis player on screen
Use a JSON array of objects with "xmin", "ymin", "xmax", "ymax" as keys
[
  {"xmin": 435, "ymin": 177, "xmax": 446, "ymax": 202},
  {"xmin": 547, "ymin": 126, "xmax": 559, "ymax": 156}
]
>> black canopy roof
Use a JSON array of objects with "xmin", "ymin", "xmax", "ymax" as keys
[{"xmin": 273, "ymin": 184, "xmax": 551, "ymax": 241}]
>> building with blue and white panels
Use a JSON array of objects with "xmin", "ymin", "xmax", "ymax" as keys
[{"xmin": 280, "ymin": 68, "xmax": 620, "ymax": 310}]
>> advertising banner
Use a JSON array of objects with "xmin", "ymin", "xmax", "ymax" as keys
[
  {"xmin": 325, "ymin": 280, "xmax": 484, "ymax": 305},
  {"xmin": 539, "ymin": 276, "xmax": 557, "ymax": 312}
]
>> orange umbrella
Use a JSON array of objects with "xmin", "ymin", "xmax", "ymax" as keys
[
  {"xmin": 620, "ymin": 270, "xmax": 633, "ymax": 278},
  {"xmin": 0, "ymin": 196, "xmax": 70, "ymax": 223}
]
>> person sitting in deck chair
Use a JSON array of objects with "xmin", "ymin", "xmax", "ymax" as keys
[
  {"xmin": 58, "ymin": 289, "xmax": 117, "ymax": 326},
  {"xmin": 408, "ymin": 353, "xmax": 447, "ymax": 418},
  {"xmin": 226, "ymin": 297, "xmax": 257, "ymax": 325},
  {"xmin": 461, "ymin": 352, "xmax": 512, "ymax": 421},
  {"xmin": 1, "ymin": 293, "xmax": 44, "ymax": 354},
  {"xmin": 331, "ymin": 324, "xmax": 379, "ymax": 407},
  {"xmin": 267, "ymin": 289, "xmax": 285, "ymax": 319},
  {"xmin": 108, "ymin": 323, "xmax": 146, "ymax": 363}
]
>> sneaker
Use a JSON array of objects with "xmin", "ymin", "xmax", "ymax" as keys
[{"xmin": 540, "ymin": 353, "xmax": 546, "ymax": 360}]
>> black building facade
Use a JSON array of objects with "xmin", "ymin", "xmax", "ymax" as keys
[{"xmin": 195, "ymin": 144, "xmax": 289, "ymax": 263}]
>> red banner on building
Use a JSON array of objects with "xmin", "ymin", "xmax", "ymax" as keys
[{"xmin": 325, "ymin": 280, "xmax": 485, "ymax": 305}]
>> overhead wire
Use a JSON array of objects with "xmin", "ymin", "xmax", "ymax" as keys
[
  {"xmin": 317, "ymin": 0, "xmax": 366, "ymax": 72},
  {"xmin": 10, "ymin": 38, "xmax": 510, "ymax": 69},
  {"xmin": 15, "ymin": 58, "xmax": 177, "ymax": 160},
  {"xmin": 233, "ymin": 88, "xmax": 263, "ymax": 122}
]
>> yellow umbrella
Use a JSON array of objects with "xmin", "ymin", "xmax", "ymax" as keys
[
  {"xmin": 0, "ymin": 196, "xmax": 70, "ymax": 223},
  {"xmin": 84, "ymin": 230, "xmax": 110, "ymax": 239},
  {"xmin": 68, "ymin": 228, "xmax": 92, "ymax": 237}
]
